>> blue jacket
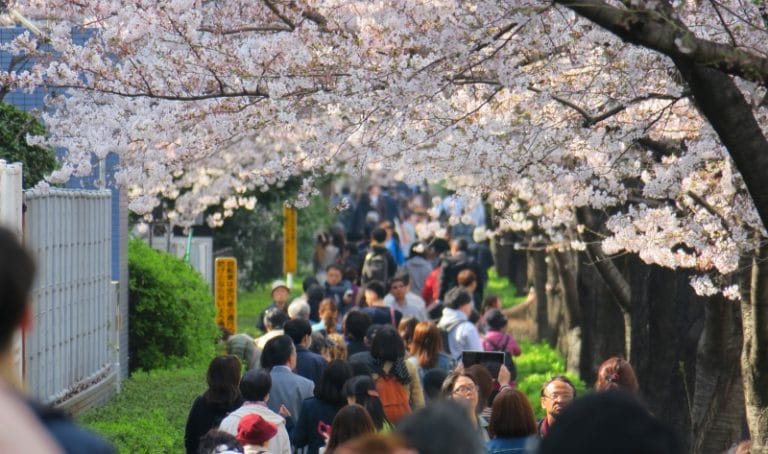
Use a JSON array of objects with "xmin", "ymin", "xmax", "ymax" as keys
[
  {"xmin": 295, "ymin": 346, "xmax": 328, "ymax": 385},
  {"xmin": 486, "ymin": 436, "xmax": 531, "ymax": 454},
  {"xmin": 290, "ymin": 397, "xmax": 340, "ymax": 454}
]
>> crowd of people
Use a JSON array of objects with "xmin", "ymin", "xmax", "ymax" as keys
[{"xmin": 195, "ymin": 184, "xmax": 694, "ymax": 453}]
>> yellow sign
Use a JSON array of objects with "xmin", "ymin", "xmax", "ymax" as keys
[
  {"xmin": 283, "ymin": 206, "xmax": 298, "ymax": 273},
  {"xmin": 215, "ymin": 257, "xmax": 237, "ymax": 334}
]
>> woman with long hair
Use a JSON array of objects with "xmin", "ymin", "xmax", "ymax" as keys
[
  {"xmin": 324, "ymin": 404, "xmax": 376, "ymax": 454},
  {"xmin": 184, "ymin": 355, "xmax": 244, "ymax": 454},
  {"xmin": 343, "ymin": 376, "xmax": 391, "ymax": 432},
  {"xmin": 313, "ymin": 298, "xmax": 341, "ymax": 335},
  {"xmin": 291, "ymin": 359, "xmax": 354, "ymax": 454},
  {"xmin": 407, "ymin": 321, "xmax": 454, "ymax": 382},
  {"xmin": 486, "ymin": 388, "xmax": 537, "ymax": 454},
  {"xmin": 441, "ymin": 371, "xmax": 489, "ymax": 442}
]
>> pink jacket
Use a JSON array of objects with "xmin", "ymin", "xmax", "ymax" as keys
[{"xmin": 482, "ymin": 330, "xmax": 522, "ymax": 356}]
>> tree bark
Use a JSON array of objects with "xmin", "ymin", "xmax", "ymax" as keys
[
  {"xmin": 531, "ymin": 250, "xmax": 552, "ymax": 344},
  {"xmin": 742, "ymin": 240, "xmax": 768, "ymax": 453},
  {"xmin": 690, "ymin": 294, "xmax": 744, "ymax": 454}
]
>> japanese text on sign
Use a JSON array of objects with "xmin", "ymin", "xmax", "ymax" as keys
[{"xmin": 215, "ymin": 257, "xmax": 237, "ymax": 334}]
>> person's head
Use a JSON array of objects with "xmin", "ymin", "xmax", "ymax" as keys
[
  {"xmin": 539, "ymin": 391, "xmax": 681, "ymax": 454},
  {"xmin": 484, "ymin": 309, "xmax": 508, "ymax": 332},
  {"xmin": 302, "ymin": 276, "xmax": 320, "ymax": 293},
  {"xmin": 261, "ymin": 335, "xmax": 296, "ymax": 370},
  {"xmin": 326, "ymin": 404, "xmax": 377, "ymax": 453},
  {"xmin": 364, "ymin": 281, "xmax": 387, "ymax": 303},
  {"xmin": 389, "ymin": 274, "xmax": 409, "ymax": 301},
  {"xmin": 409, "ymin": 241, "xmax": 426, "ymax": 258},
  {"xmin": 264, "ymin": 307, "xmax": 289, "ymax": 331},
  {"xmin": 204, "ymin": 355, "xmax": 242, "ymax": 405},
  {"xmin": 441, "ymin": 372, "xmax": 480, "ymax": 416},
  {"xmin": 198, "ymin": 429, "xmax": 243, "ymax": 454},
  {"xmin": 450, "ymin": 238, "xmax": 468, "ymax": 255},
  {"xmin": 370, "ymin": 325, "xmax": 406, "ymax": 362},
  {"xmin": 343, "ymin": 375, "xmax": 389, "ymax": 431},
  {"xmin": 371, "ymin": 228, "xmax": 387, "ymax": 244},
  {"xmin": 326, "ymin": 264, "xmax": 344, "ymax": 286},
  {"xmin": 0, "ymin": 227, "xmax": 36, "ymax": 353},
  {"xmin": 271, "ymin": 280, "xmax": 290, "ymax": 305},
  {"xmin": 327, "ymin": 333, "xmax": 348, "ymax": 361},
  {"xmin": 284, "ymin": 318, "xmax": 312, "ymax": 346},
  {"xmin": 444, "ymin": 287, "xmax": 473, "ymax": 316},
  {"xmin": 466, "ymin": 364, "xmax": 494, "ymax": 412},
  {"xmin": 595, "ymin": 357, "xmax": 639, "ymax": 394},
  {"xmin": 410, "ymin": 321, "xmax": 443, "ymax": 369},
  {"xmin": 307, "ymin": 283, "xmax": 326, "ymax": 308},
  {"xmin": 369, "ymin": 185, "xmax": 382, "ymax": 197},
  {"xmin": 345, "ymin": 311, "xmax": 372, "ymax": 342},
  {"xmin": 540, "ymin": 375, "xmax": 577, "ymax": 424},
  {"xmin": 316, "ymin": 359, "xmax": 354, "ymax": 408},
  {"xmin": 287, "ymin": 299, "xmax": 311, "ymax": 320},
  {"xmin": 331, "ymin": 433, "xmax": 413, "ymax": 454},
  {"xmin": 488, "ymin": 388, "xmax": 537, "ymax": 439},
  {"xmin": 429, "ymin": 238, "xmax": 450, "ymax": 257},
  {"xmin": 456, "ymin": 269, "xmax": 477, "ymax": 292},
  {"xmin": 397, "ymin": 400, "xmax": 485, "ymax": 454},
  {"xmin": 240, "ymin": 369, "xmax": 271, "ymax": 402},
  {"xmin": 422, "ymin": 369, "xmax": 449, "ymax": 402},
  {"xmin": 398, "ymin": 317, "xmax": 418, "ymax": 349},
  {"xmin": 481, "ymin": 295, "xmax": 501, "ymax": 314},
  {"xmin": 365, "ymin": 324, "xmax": 382, "ymax": 348},
  {"xmin": 236, "ymin": 413, "xmax": 278, "ymax": 448},
  {"xmin": 310, "ymin": 332, "xmax": 331, "ymax": 358},
  {"xmin": 319, "ymin": 298, "xmax": 339, "ymax": 333}
]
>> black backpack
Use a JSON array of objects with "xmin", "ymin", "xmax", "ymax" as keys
[{"xmin": 362, "ymin": 251, "xmax": 388, "ymax": 284}]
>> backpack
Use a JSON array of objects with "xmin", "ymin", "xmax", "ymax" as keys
[
  {"xmin": 485, "ymin": 335, "xmax": 518, "ymax": 381},
  {"xmin": 375, "ymin": 374, "xmax": 412, "ymax": 424},
  {"xmin": 362, "ymin": 251, "xmax": 389, "ymax": 284}
]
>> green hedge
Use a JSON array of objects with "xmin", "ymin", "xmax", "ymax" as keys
[
  {"xmin": 515, "ymin": 341, "xmax": 587, "ymax": 419},
  {"xmin": 80, "ymin": 365, "xmax": 206, "ymax": 453},
  {"xmin": 128, "ymin": 239, "xmax": 217, "ymax": 372}
]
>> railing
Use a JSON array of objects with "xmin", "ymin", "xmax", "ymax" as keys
[{"xmin": 23, "ymin": 188, "xmax": 119, "ymax": 411}]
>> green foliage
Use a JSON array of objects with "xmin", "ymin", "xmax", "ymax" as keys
[
  {"xmin": 79, "ymin": 364, "xmax": 207, "ymax": 454},
  {"xmin": 516, "ymin": 341, "xmax": 587, "ymax": 419},
  {"xmin": 128, "ymin": 239, "xmax": 217, "ymax": 372},
  {"xmin": 0, "ymin": 103, "xmax": 58, "ymax": 188},
  {"xmin": 487, "ymin": 267, "xmax": 527, "ymax": 309}
]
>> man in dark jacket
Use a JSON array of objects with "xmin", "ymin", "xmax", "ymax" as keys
[
  {"xmin": 439, "ymin": 238, "xmax": 484, "ymax": 305},
  {"xmin": 360, "ymin": 228, "xmax": 398, "ymax": 286},
  {"xmin": 284, "ymin": 319, "xmax": 327, "ymax": 385}
]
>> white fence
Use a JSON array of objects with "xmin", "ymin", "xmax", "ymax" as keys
[{"xmin": 23, "ymin": 188, "xmax": 119, "ymax": 411}]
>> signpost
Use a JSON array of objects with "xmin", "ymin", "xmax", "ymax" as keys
[
  {"xmin": 283, "ymin": 206, "xmax": 298, "ymax": 288},
  {"xmin": 215, "ymin": 257, "xmax": 237, "ymax": 334}
]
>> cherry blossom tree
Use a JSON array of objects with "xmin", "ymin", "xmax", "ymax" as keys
[{"xmin": 4, "ymin": 0, "xmax": 768, "ymax": 449}]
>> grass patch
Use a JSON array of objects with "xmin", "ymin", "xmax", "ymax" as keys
[
  {"xmin": 79, "ymin": 364, "xmax": 207, "ymax": 453},
  {"xmin": 486, "ymin": 267, "xmax": 527, "ymax": 309},
  {"xmin": 515, "ymin": 340, "xmax": 587, "ymax": 419}
]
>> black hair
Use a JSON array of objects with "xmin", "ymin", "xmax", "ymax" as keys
[
  {"xmin": 204, "ymin": 355, "xmax": 242, "ymax": 406},
  {"xmin": 0, "ymin": 227, "xmax": 36, "ymax": 350},
  {"xmin": 444, "ymin": 287, "xmax": 472, "ymax": 310},
  {"xmin": 370, "ymin": 325, "xmax": 405, "ymax": 362},
  {"xmin": 343, "ymin": 376, "xmax": 389, "ymax": 431},
  {"xmin": 389, "ymin": 273, "xmax": 409, "ymax": 288},
  {"xmin": 371, "ymin": 228, "xmax": 387, "ymax": 243},
  {"xmin": 260, "ymin": 335, "xmax": 295, "ymax": 369},
  {"xmin": 310, "ymin": 331, "xmax": 330, "ymax": 355},
  {"xmin": 315, "ymin": 359, "xmax": 353, "ymax": 408},
  {"xmin": 365, "ymin": 280, "xmax": 386, "ymax": 299},
  {"xmin": 264, "ymin": 307, "xmax": 289, "ymax": 330},
  {"xmin": 284, "ymin": 318, "xmax": 312, "ymax": 345},
  {"xmin": 345, "ymin": 311, "xmax": 372, "ymax": 341},
  {"xmin": 398, "ymin": 400, "xmax": 485, "ymax": 454},
  {"xmin": 451, "ymin": 238, "xmax": 468, "ymax": 252},
  {"xmin": 326, "ymin": 263, "xmax": 343, "ymax": 273},
  {"xmin": 541, "ymin": 375, "xmax": 578, "ymax": 398},
  {"xmin": 302, "ymin": 276, "xmax": 320, "ymax": 292},
  {"xmin": 240, "ymin": 369, "xmax": 271, "ymax": 401},
  {"xmin": 422, "ymin": 369, "xmax": 449, "ymax": 402},
  {"xmin": 197, "ymin": 429, "xmax": 243, "ymax": 454},
  {"xmin": 539, "ymin": 391, "xmax": 681, "ymax": 454}
]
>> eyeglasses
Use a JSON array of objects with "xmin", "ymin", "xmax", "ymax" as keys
[
  {"xmin": 542, "ymin": 393, "xmax": 573, "ymax": 402},
  {"xmin": 452, "ymin": 385, "xmax": 477, "ymax": 396}
]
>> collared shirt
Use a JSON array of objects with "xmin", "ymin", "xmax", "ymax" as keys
[{"xmin": 384, "ymin": 293, "xmax": 428, "ymax": 321}]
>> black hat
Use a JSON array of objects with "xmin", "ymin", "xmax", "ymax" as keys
[{"xmin": 484, "ymin": 309, "xmax": 508, "ymax": 330}]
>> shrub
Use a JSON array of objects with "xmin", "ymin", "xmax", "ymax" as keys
[
  {"xmin": 128, "ymin": 239, "xmax": 217, "ymax": 371},
  {"xmin": 515, "ymin": 341, "xmax": 587, "ymax": 419}
]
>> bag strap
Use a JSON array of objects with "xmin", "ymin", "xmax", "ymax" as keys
[{"xmin": 389, "ymin": 307, "xmax": 396, "ymax": 326}]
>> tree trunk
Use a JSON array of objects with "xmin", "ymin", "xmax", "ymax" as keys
[
  {"xmin": 531, "ymin": 250, "xmax": 552, "ymax": 344},
  {"xmin": 742, "ymin": 240, "xmax": 768, "ymax": 453},
  {"xmin": 690, "ymin": 294, "xmax": 744, "ymax": 454}
]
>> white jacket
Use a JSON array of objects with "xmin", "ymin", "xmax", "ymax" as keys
[
  {"xmin": 437, "ymin": 307, "xmax": 483, "ymax": 361},
  {"xmin": 219, "ymin": 402, "xmax": 290, "ymax": 454}
]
